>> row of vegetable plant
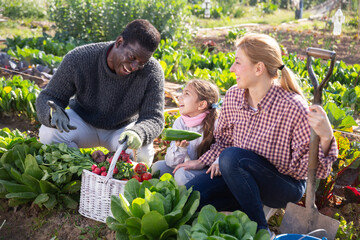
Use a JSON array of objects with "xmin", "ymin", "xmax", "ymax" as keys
[{"xmin": 0, "ymin": 76, "xmax": 40, "ymax": 120}]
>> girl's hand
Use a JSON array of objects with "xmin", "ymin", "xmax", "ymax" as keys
[
  {"xmin": 206, "ymin": 163, "xmax": 221, "ymax": 179},
  {"xmin": 173, "ymin": 159, "xmax": 205, "ymax": 174},
  {"xmin": 308, "ymin": 105, "xmax": 334, "ymax": 154},
  {"xmin": 175, "ymin": 140, "xmax": 189, "ymax": 148}
]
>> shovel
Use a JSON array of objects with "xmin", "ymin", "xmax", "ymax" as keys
[{"xmin": 279, "ymin": 47, "xmax": 340, "ymax": 239}]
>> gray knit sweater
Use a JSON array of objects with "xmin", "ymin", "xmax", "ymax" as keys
[{"xmin": 36, "ymin": 42, "xmax": 165, "ymax": 145}]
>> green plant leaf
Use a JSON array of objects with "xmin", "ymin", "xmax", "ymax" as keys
[
  {"xmin": 5, "ymin": 192, "xmax": 37, "ymax": 199},
  {"xmin": 178, "ymin": 224, "xmax": 191, "ymax": 240},
  {"xmin": 124, "ymin": 178, "xmax": 141, "ymax": 203},
  {"xmin": 0, "ymin": 179, "xmax": 33, "ymax": 193},
  {"xmin": 141, "ymin": 211, "xmax": 169, "ymax": 240},
  {"xmin": 59, "ymin": 194, "xmax": 78, "ymax": 209},
  {"xmin": 111, "ymin": 195, "xmax": 129, "ymax": 224},
  {"xmin": 174, "ymin": 190, "xmax": 200, "ymax": 228},
  {"xmin": 61, "ymin": 180, "xmax": 81, "ymax": 193},
  {"xmin": 24, "ymin": 154, "xmax": 43, "ymax": 180},
  {"xmin": 131, "ymin": 198, "xmax": 150, "ymax": 219},
  {"xmin": 159, "ymin": 228, "xmax": 178, "ymax": 240},
  {"xmin": 254, "ymin": 229, "xmax": 270, "ymax": 240},
  {"xmin": 145, "ymin": 189, "xmax": 164, "ymax": 215},
  {"xmin": 106, "ymin": 216, "xmax": 127, "ymax": 232},
  {"xmin": 22, "ymin": 173, "xmax": 41, "ymax": 193},
  {"xmin": 125, "ymin": 217, "xmax": 142, "ymax": 236},
  {"xmin": 39, "ymin": 180, "xmax": 60, "ymax": 194},
  {"xmin": 44, "ymin": 193, "xmax": 57, "ymax": 209},
  {"xmin": 34, "ymin": 193, "xmax": 49, "ymax": 205},
  {"xmin": 243, "ymin": 220, "xmax": 257, "ymax": 237},
  {"xmin": 0, "ymin": 167, "xmax": 11, "ymax": 180}
]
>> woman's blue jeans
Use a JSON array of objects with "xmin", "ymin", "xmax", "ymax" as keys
[{"xmin": 185, "ymin": 147, "xmax": 306, "ymax": 229}]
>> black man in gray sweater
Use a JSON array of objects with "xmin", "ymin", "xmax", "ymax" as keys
[{"xmin": 36, "ymin": 19, "xmax": 165, "ymax": 166}]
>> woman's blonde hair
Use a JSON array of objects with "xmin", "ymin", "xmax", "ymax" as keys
[
  {"xmin": 186, "ymin": 79, "xmax": 219, "ymax": 158},
  {"xmin": 235, "ymin": 33, "xmax": 304, "ymax": 98}
]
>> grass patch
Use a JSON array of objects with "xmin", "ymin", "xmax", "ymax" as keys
[
  {"xmin": 0, "ymin": 19, "xmax": 45, "ymax": 39},
  {"xmin": 195, "ymin": 7, "xmax": 312, "ymax": 28}
]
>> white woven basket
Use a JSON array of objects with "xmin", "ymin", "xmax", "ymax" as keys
[{"xmin": 79, "ymin": 142, "xmax": 128, "ymax": 223}]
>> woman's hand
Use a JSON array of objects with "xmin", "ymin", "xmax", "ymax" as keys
[
  {"xmin": 173, "ymin": 159, "xmax": 205, "ymax": 174},
  {"xmin": 175, "ymin": 140, "xmax": 189, "ymax": 148},
  {"xmin": 206, "ymin": 163, "xmax": 221, "ymax": 179},
  {"xmin": 308, "ymin": 105, "xmax": 334, "ymax": 154}
]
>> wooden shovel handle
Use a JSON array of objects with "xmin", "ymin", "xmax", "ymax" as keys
[
  {"xmin": 306, "ymin": 47, "xmax": 336, "ymax": 60},
  {"xmin": 305, "ymin": 47, "xmax": 336, "ymax": 214}
]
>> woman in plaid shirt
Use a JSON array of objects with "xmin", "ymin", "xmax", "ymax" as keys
[{"xmin": 176, "ymin": 33, "xmax": 338, "ymax": 231}]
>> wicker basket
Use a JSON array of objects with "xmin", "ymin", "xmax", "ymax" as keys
[{"xmin": 79, "ymin": 142, "xmax": 128, "ymax": 223}]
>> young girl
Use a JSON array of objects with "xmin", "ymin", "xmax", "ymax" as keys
[{"xmin": 152, "ymin": 79, "xmax": 220, "ymax": 185}]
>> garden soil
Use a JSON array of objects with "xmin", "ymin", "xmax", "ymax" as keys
[{"xmin": 1, "ymin": 24, "xmax": 360, "ymax": 239}]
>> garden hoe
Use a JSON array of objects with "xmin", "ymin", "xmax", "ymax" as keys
[{"xmin": 279, "ymin": 47, "xmax": 340, "ymax": 240}]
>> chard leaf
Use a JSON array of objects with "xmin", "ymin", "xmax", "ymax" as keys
[
  {"xmin": 59, "ymin": 194, "xmax": 78, "ymax": 209},
  {"xmin": 145, "ymin": 189, "xmax": 164, "ymax": 215},
  {"xmin": 159, "ymin": 228, "xmax": 178, "ymax": 240},
  {"xmin": 22, "ymin": 173, "xmax": 41, "ymax": 193},
  {"xmin": 254, "ymin": 229, "xmax": 270, "ymax": 240},
  {"xmin": 241, "ymin": 232, "xmax": 254, "ymax": 240},
  {"xmin": 233, "ymin": 211, "xmax": 250, "ymax": 225},
  {"xmin": 131, "ymin": 198, "xmax": 150, "ymax": 219},
  {"xmin": 8, "ymin": 198, "xmax": 31, "ymax": 207},
  {"xmin": 139, "ymin": 180, "xmax": 154, "ymax": 198},
  {"xmin": 10, "ymin": 166, "xmax": 23, "ymax": 183},
  {"xmin": 125, "ymin": 217, "xmax": 142, "ymax": 236},
  {"xmin": 24, "ymin": 155, "xmax": 43, "ymax": 180},
  {"xmin": 111, "ymin": 195, "xmax": 130, "ymax": 223},
  {"xmin": 0, "ymin": 167, "xmax": 11, "ymax": 180},
  {"xmin": 39, "ymin": 180, "xmax": 60, "ymax": 194},
  {"xmin": 174, "ymin": 190, "xmax": 200, "ymax": 228},
  {"xmin": 44, "ymin": 193, "xmax": 57, "ymax": 209},
  {"xmin": 141, "ymin": 211, "xmax": 168, "ymax": 240},
  {"xmin": 0, "ymin": 179, "xmax": 33, "ymax": 193},
  {"xmin": 5, "ymin": 192, "xmax": 37, "ymax": 199},
  {"xmin": 178, "ymin": 225, "xmax": 191, "ymax": 240},
  {"xmin": 196, "ymin": 204, "xmax": 218, "ymax": 231},
  {"xmin": 61, "ymin": 180, "xmax": 81, "ymax": 193},
  {"xmin": 34, "ymin": 193, "xmax": 49, "ymax": 204},
  {"xmin": 124, "ymin": 178, "xmax": 141, "ymax": 203},
  {"xmin": 106, "ymin": 216, "xmax": 126, "ymax": 232},
  {"xmin": 191, "ymin": 232, "xmax": 208, "ymax": 240},
  {"xmin": 243, "ymin": 221, "xmax": 257, "ymax": 237}
]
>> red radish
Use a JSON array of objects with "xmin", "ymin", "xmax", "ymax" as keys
[
  {"xmin": 134, "ymin": 163, "xmax": 147, "ymax": 174},
  {"xmin": 91, "ymin": 164, "xmax": 97, "ymax": 171},
  {"xmin": 94, "ymin": 167, "xmax": 101, "ymax": 175},
  {"xmin": 107, "ymin": 156, "xmax": 113, "ymax": 163},
  {"xmin": 101, "ymin": 172, "xmax": 107, "ymax": 176},
  {"xmin": 100, "ymin": 166, "xmax": 106, "ymax": 172},
  {"xmin": 141, "ymin": 172, "xmax": 152, "ymax": 181},
  {"xmin": 113, "ymin": 167, "xmax": 119, "ymax": 174}
]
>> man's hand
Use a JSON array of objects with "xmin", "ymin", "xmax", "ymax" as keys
[
  {"xmin": 119, "ymin": 131, "xmax": 142, "ymax": 149},
  {"xmin": 173, "ymin": 159, "xmax": 205, "ymax": 174},
  {"xmin": 47, "ymin": 101, "xmax": 77, "ymax": 133}
]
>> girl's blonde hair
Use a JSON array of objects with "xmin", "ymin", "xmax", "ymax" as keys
[
  {"xmin": 186, "ymin": 79, "xmax": 219, "ymax": 158},
  {"xmin": 236, "ymin": 33, "xmax": 304, "ymax": 98}
]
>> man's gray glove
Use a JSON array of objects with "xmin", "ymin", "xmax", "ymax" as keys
[{"xmin": 47, "ymin": 100, "xmax": 77, "ymax": 133}]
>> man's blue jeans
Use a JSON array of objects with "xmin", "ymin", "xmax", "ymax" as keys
[{"xmin": 185, "ymin": 147, "xmax": 306, "ymax": 229}]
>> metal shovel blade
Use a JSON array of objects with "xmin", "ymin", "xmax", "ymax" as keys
[{"xmin": 280, "ymin": 202, "xmax": 340, "ymax": 239}]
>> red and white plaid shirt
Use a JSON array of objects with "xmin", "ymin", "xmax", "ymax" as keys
[{"xmin": 200, "ymin": 85, "xmax": 338, "ymax": 180}]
